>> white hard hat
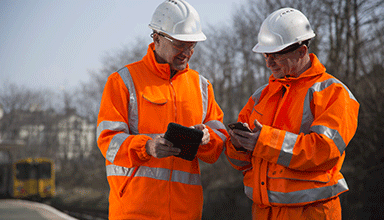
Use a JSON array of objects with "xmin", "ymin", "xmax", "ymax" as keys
[
  {"xmin": 252, "ymin": 8, "xmax": 315, "ymax": 53},
  {"xmin": 148, "ymin": 0, "xmax": 206, "ymax": 42}
]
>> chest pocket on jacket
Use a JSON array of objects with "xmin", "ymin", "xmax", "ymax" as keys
[
  {"xmin": 251, "ymin": 104, "xmax": 272, "ymax": 127},
  {"xmin": 142, "ymin": 94, "xmax": 168, "ymax": 105},
  {"xmin": 139, "ymin": 93, "xmax": 170, "ymax": 133}
]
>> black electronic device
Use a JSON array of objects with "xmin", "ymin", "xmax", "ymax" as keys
[
  {"xmin": 228, "ymin": 122, "xmax": 252, "ymax": 132},
  {"xmin": 228, "ymin": 122, "xmax": 251, "ymax": 152},
  {"xmin": 164, "ymin": 122, "xmax": 204, "ymax": 161}
]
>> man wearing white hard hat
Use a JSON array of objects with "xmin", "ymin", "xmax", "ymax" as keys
[
  {"xmin": 225, "ymin": 8, "xmax": 359, "ymax": 219},
  {"xmin": 97, "ymin": 0, "xmax": 228, "ymax": 219}
]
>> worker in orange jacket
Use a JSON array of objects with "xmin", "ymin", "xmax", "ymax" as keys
[
  {"xmin": 97, "ymin": 1, "xmax": 228, "ymax": 219},
  {"xmin": 226, "ymin": 8, "xmax": 359, "ymax": 220}
]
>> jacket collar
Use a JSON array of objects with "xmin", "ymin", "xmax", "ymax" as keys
[
  {"xmin": 142, "ymin": 43, "xmax": 189, "ymax": 80},
  {"xmin": 269, "ymin": 53, "xmax": 326, "ymax": 83}
]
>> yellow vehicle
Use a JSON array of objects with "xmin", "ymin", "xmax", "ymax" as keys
[{"xmin": 12, "ymin": 158, "xmax": 55, "ymax": 200}]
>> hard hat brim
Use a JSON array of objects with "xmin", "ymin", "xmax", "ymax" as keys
[
  {"xmin": 171, "ymin": 33, "xmax": 207, "ymax": 42},
  {"xmin": 252, "ymin": 33, "xmax": 315, "ymax": 53},
  {"xmin": 252, "ymin": 44, "xmax": 291, "ymax": 53},
  {"xmin": 149, "ymin": 24, "xmax": 206, "ymax": 42}
]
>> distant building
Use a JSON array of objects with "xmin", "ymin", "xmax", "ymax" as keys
[
  {"xmin": 56, "ymin": 109, "xmax": 95, "ymax": 159},
  {"xmin": 0, "ymin": 107, "xmax": 95, "ymax": 160}
]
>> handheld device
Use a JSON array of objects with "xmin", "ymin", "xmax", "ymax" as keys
[
  {"xmin": 228, "ymin": 122, "xmax": 252, "ymax": 132},
  {"xmin": 228, "ymin": 122, "xmax": 252, "ymax": 152},
  {"xmin": 164, "ymin": 123, "xmax": 203, "ymax": 161}
]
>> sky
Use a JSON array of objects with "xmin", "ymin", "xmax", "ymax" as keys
[{"xmin": 0, "ymin": 0, "xmax": 245, "ymax": 91}]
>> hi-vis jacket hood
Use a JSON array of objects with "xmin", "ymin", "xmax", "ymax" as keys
[
  {"xmin": 97, "ymin": 43, "xmax": 228, "ymax": 220},
  {"xmin": 226, "ymin": 54, "xmax": 359, "ymax": 209}
]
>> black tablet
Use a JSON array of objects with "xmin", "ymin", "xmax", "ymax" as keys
[{"xmin": 164, "ymin": 122, "xmax": 204, "ymax": 161}]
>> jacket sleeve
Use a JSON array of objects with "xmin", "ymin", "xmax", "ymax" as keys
[
  {"xmin": 196, "ymin": 80, "xmax": 229, "ymax": 164},
  {"xmin": 253, "ymin": 82, "xmax": 360, "ymax": 171},
  {"xmin": 224, "ymin": 96, "xmax": 254, "ymax": 171},
  {"xmin": 97, "ymin": 73, "xmax": 151, "ymax": 168}
]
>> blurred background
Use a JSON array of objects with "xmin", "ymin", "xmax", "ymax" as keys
[{"xmin": 1, "ymin": 0, "xmax": 384, "ymax": 219}]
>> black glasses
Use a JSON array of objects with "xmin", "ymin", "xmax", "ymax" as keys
[{"xmin": 263, "ymin": 43, "xmax": 303, "ymax": 60}]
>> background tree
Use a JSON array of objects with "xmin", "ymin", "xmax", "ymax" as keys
[{"xmin": 0, "ymin": 83, "xmax": 57, "ymax": 159}]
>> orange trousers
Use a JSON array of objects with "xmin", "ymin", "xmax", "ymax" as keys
[{"xmin": 252, "ymin": 197, "xmax": 341, "ymax": 220}]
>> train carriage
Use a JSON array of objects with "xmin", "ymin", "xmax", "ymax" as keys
[
  {"xmin": 34, "ymin": 158, "xmax": 55, "ymax": 199},
  {"xmin": 11, "ymin": 157, "xmax": 55, "ymax": 200}
]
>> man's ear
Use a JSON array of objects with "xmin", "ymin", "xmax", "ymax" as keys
[
  {"xmin": 298, "ymin": 45, "xmax": 308, "ymax": 58},
  {"xmin": 153, "ymin": 33, "xmax": 160, "ymax": 44}
]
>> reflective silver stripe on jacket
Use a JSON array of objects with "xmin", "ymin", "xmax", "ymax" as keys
[
  {"xmin": 276, "ymin": 131, "xmax": 298, "ymax": 167},
  {"xmin": 106, "ymin": 164, "xmax": 135, "ymax": 177},
  {"xmin": 97, "ymin": 121, "xmax": 131, "ymax": 163},
  {"xmin": 117, "ymin": 67, "xmax": 139, "ymax": 135},
  {"xmin": 199, "ymin": 75, "xmax": 209, "ymax": 124},
  {"xmin": 107, "ymin": 133, "xmax": 130, "ymax": 163},
  {"xmin": 135, "ymin": 166, "xmax": 170, "ymax": 181},
  {"xmin": 310, "ymin": 125, "xmax": 345, "ymax": 155},
  {"xmin": 172, "ymin": 170, "xmax": 201, "ymax": 185},
  {"xmin": 244, "ymin": 185, "xmax": 253, "ymax": 200},
  {"xmin": 268, "ymin": 178, "xmax": 348, "ymax": 204},
  {"xmin": 251, "ymin": 84, "xmax": 268, "ymax": 107},
  {"xmin": 205, "ymin": 120, "xmax": 227, "ymax": 142},
  {"xmin": 243, "ymin": 178, "xmax": 348, "ymax": 204},
  {"xmin": 97, "ymin": 121, "xmax": 129, "ymax": 138},
  {"xmin": 106, "ymin": 165, "xmax": 201, "ymax": 186}
]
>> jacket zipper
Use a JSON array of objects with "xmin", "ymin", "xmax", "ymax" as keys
[
  {"xmin": 169, "ymin": 78, "xmax": 176, "ymax": 220},
  {"xmin": 169, "ymin": 80, "xmax": 177, "ymax": 122},
  {"xmin": 272, "ymin": 84, "xmax": 289, "ymax": 126}
]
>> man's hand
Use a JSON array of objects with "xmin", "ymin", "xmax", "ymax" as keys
[
  {"xmin": 145, "ymin": 135, "xmax": 181, "ymax": 158},
  {"xmin": 192, "ymin": 124, "xmax": 210, "ymax": 145},
  {"xmin": 229, "ymin": 119, "xmax": 263, "ymax": 151}
]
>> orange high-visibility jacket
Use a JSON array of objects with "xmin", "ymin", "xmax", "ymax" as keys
[
  {"xmin": 97, "ymin": 43, "xmax": 227, "ymax": 220},
  {"xmin": 226, "ymin": 54, "xmax": 359, "ymax": 208}
]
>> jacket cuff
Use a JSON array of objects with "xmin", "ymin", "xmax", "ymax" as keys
[
  {"xmin": 226, "ymin": 138, "xmax": 251, "ymax": 157},
  {"xmin": 133, "ymin": 135, "xmax": 152, "ymax": 161},
  {"xmin": 253, "ymin": 125, "xmax": 284, "ymax": 162}
]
